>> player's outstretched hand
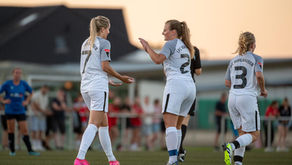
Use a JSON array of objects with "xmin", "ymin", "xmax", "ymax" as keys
[
  {"xmin": 138, "ymin": 38, "xmax": 149, "ymax": 52},
  {"xmin": 109, "ymin": 79, "xmax": 123, "ymax": 87},
  {"xmin": 120, "ymin": 75, "xmax": 135, "ymax": 84},
  {"xmin": 260, "ymin": 89, "xmax": 268, "ymax": 98}
]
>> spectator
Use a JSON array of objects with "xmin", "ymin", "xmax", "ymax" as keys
[
  {"xmin": 0, "ymin": 68, "xmax": 39, "ymax": 156},
  {"xmin": 108, "ymin": 97, "xmax": 121, "ymax": 146},
  {"xmin": 0, "ymin": 102, "xmax": 8, "ymax": 150},
  {"xmin": 130, "ymin": 97, "xmax": 143, "ymax": 151},
  {"xmin": 120, "ymin": 97, "xmax": 133, "ymax": 150},
  {"xmin": 50, "ymin": 89, "xmax": 68, "ymax": 150},
  {"xmin": 277, "ymin": 97, "xmax": 291, "ymax": 152},
  {"xmin": 73, "ymin": 94, "xmax": 89, "ymax": 149},
  {"xmin": 214, "ymin": 93, "xmax": 228, "ymax": 151},
  {"xmin": 263, "ymin": 100, "xmax": 279, "ymax": 149},
  {"xmin": 142, "ymin": 96, "xmax": 154, "ymax": 150},
  {"xmin": 151, "ymin": 98, "xmax": 162, "ymax": 150}
]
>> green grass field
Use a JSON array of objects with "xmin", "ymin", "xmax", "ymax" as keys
[{"xmin": 0, "ymin": 147, "xmax": 291, "ymax": 165}]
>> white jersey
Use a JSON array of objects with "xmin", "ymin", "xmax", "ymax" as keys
[
  {"xmin": 160, "ymin": 39, "xmax": 193, "ymax": 81},
  {"xmin": 80, "ymin": 37, "xmax": 111, "ymax": 93},
  {"xmin": 225, "ymin": 51, "xmax": 264, "ymax": 96}
]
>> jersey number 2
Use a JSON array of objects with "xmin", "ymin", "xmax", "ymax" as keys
[
  {"xmin": 234, "ymin": 66, "xmax": 247, "ymax": 89},
  {"xmin": 180, "ymin": 54, "xmax": 190, "ymax": 74}
]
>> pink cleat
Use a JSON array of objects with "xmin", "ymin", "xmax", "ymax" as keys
[
  {"xmin": 109, "ymin": 161, "xmax": 120, "ymax": 165},
  {"xmin": 74, "ymin": 158, "xmax": 90, "ymax": 165}
]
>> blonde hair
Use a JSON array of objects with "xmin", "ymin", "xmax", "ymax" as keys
[
  {"xmin": 88, "ymin": 16, "xmax": 110, "ymax": 50},
  {"xmin": 166, "ymin": 20, "xmax": 194, "ymax": 59},
  {"xmin": 234, "ymin": 32, "xmax": 255, "ymax": 55}
]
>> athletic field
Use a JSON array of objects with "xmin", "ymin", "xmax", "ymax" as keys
[{"xmin": 0, "ymin": 147, "xmax": 291, "ymax": 165}]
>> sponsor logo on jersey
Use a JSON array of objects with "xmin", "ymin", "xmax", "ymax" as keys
[
  {"xmin": 104, "ymin": 49, "xmax": 110, "ymax": 57},
  {"xmin": 258, "ymin": 62, "xmax": 263, "ymax": 68}
]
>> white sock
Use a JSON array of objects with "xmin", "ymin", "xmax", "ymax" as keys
[
  {"xmin": 99, "ymin": 126, "xmax": 116, "ymax": 161},
  {"xmin": 236, "ymin": 134, "xmax": 252, "ymax": 148},
  {"xmin": 77, "ymin": 124, "xmax": 98, "ymax": 159},
  {"xmin": 176, "ymin": 129, "xmax": 182, "ymax": 152},
  {"xmin": 166, "ymin": 127, "xmax": 178, "ymax": 164},
  {"xmin": 234, "ymin": 146, "xmax": 245, "ymax": 165}
]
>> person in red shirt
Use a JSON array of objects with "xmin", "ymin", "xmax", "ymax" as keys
[
  {"xmin": 130, "ymin": 97, "xmax": 143, "ymax": 151},
  {"xmin": 263, "ymin": 100, "xmax": 279, "ymax": 148},
  {"xmin": 108, "ymin": 97, "xmax": 121, "ymax": 144}
]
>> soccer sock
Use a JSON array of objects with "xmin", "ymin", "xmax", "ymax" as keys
[
  {"xmin": 22, "ymin": 135, "xmax": 33, "ymax": 152},
  {"xmin": 166, "ymin": 127, "xmax": 178, "ymax": 164},
  {"xmin": 234, "ymin": 146, "xmax": 245, "ymax": 165},
  {"xmin": 235, "ymin": 134, "xmax": 253, "ymax": 149},
  {"xmin": 77, "ymin": 124, "xmax": 98, "ymax": 160},
  {"xmin": 8, "ymin": 133, "xmax": 15, "ymax": 152},
  {"xmin": 180, "ymin": 125, "xmax": 187, "ymax": 152},
  {"xmin": 99, "ymin": 126, "xmax": 116, "ymax": 161},
  {"xmin": 176, "ymin": 129, "xmax": 182, "ymax": 153}
]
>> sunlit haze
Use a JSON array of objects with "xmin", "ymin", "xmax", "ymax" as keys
[{"xmin": 1, "ymin": 0, "xmax": 292, "ymax": 60}]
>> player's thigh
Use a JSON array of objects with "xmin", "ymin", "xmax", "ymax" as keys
[
  {"xmin": 236, "ymin": 95, "xmax": 260, "ymax": 132},
  {"xmin": 6, "ymin": 118, "xmax": 16, "ymax": 133},
  {"xmin": 88, "ymin": 90, "xmax": 109, "ymax": 112},
  {"xmin": 228, "ymin": 94, "xmax": 241, "ymax": 130},
  {"xmin": 163, "ymin": 112, "xmax": 178, "ymax": 128},
  {"xmin": 81, "ymin": 92, "xmax": 91, "ymax": 110},
  {"xmin": 88, "ymin": 110, "xmax": 108, "ymax": 127}
]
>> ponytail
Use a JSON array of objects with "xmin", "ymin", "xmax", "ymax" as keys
[
  {"xmin": 87, "ymin": 16, "xmax": 110, "ymax": 50},
  {"xmin": 166, "ymin": 20, "xmax": 194, "ymax": 59},
  {"xmin": 234, "ymin": 32, "xmax": 255, "ymax": 55},
  {"xmin": 180, "ymin": 21, "xmax": 194, "ymax": 59}
]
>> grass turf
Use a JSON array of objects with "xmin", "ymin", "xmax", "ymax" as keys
[{"xmin": 0, "ymin": 147, "xmax": 291, "ymax": 165}]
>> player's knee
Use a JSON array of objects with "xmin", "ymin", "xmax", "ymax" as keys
[{"xmin": 250, "ymin": 131, "xmax": 260, "ymax": 142}]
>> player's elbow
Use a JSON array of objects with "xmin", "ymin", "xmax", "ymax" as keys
[
  {"xmin": 256, "ymin": 72, "xmax": 264, "ymax": 79},
  {"xmin": 101, "ymin": 62, "xmax": 110, "ymax": 72},
  {"xmin": 225, "ymin": 80, "xmax": 231, "ymax": 88}
]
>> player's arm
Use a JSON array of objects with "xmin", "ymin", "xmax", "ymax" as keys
[
  {"xmin": 138, "ymin": 38, "xmax": 166, "ymax": 64},
  {"xmin": 193, "ymin": 47, "xmax": 202, "ymax": 76},
  {"xmin": 102, "ymin": 61, "xmax": 134, "ymax": 84},
  {"xmin": 224, "ymin": 62, "xmax": 231, "ymax": 88},
  {"xmin": 23, "ymin": 93, "xmax": 32, "ymax": 106},
  {"xmin": 255, "ymin": 56, "xmax": 267, "ymax": 97},
  {"xmin": 100, "ymin": 40, "xmax": 134, "ymax": 84},
  {"xmin": 256, "ymin": 72, "xmax": 267, "ymax": 97}
]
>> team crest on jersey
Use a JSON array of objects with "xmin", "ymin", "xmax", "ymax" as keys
[
  {"xmin": 258, "ymin": 62, "xmax": 263, "ymax": 68},
  {"xmin": 104, "ymin": 49, "xmax": 110, "ymax": 57}
]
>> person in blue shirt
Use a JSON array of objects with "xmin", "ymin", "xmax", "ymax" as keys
[{"xmin": 0, "ymin": 68, "xmax": 39, "ymax": 156}]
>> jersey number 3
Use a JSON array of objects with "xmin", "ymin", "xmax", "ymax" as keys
[
  {"xmin": 234, "ymin": 66, "xmax": 247, "ymax": 89},
  {"xmin": 180, "ymin": 54, "xmax": 190, "ymax": 74}
]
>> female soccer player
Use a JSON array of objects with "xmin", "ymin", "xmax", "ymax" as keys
[
  {"xmin": 223, "ymin": 32, "xmax": 268, "ymax": 165},
  {"xmin": 0, "ymin": 68, "xmax": 39, "ymax": 156},
  {"xmin": 74, "ymin": 16, "xmax": 134, "ymax": 165},
  {"xmin": 139, "ymin": 19, "xmax": 196, "ymax": 165}
]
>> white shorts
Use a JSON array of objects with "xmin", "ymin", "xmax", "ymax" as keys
[
  {"xmin": 162, "ymin": 79, "xmax": 196, "ymax": 117},
  {"xmin": 81, "ymin": 90, "xmax": 108, "ymax": 112},
  {"xmin": 228, "ymin": 93, "xmax": 260, "ymax": 132}
]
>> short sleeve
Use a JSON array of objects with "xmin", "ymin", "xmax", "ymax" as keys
[
  {"xmin": 225, "ymin": 62, "xmax": 231, "ymax": 80},
  {"xmin": 23, "ymin": 81, "xmax": 32, "ymax": 94},
  {"xmin": 100, "ymin": 40, "xmax": 111, "ymax": 62},
  {"xmin": 254, "ymin": 55, "xmax": 263, "ymax": 72},
  {"xmin": 160, "ymin": 39, "xmax": 177, "ymax": 58}
]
